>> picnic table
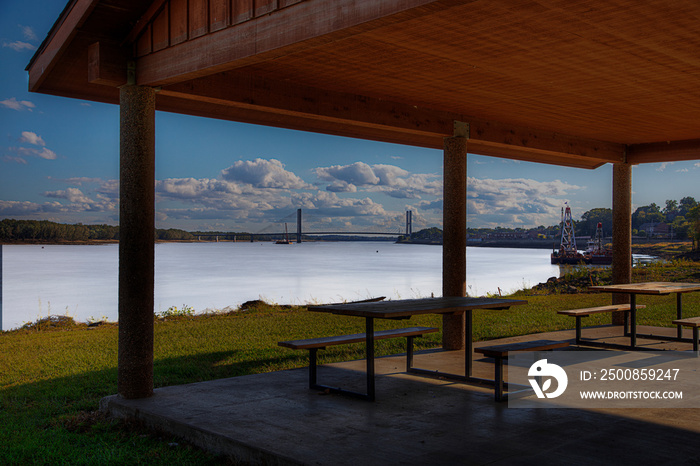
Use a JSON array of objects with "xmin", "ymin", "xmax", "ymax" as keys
[
  {"xmin": 307, "ymin": 296, "xmax": 527, "ymax": 400},
  {"xmin": 589, "ymin": 282, "xmax": 700, "ymax": 348}
]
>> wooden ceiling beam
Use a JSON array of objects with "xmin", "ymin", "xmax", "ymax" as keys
[
  {"xmin": 626, "ymin": 140, "xmax": 700, "ymax": 165},
  {"xmin": 160, "ymin": 72, "xmax": 623, "ymax": 168},
  {"xmin": 135, "ymin": 0, "xmax": 446, "ymax": 86}
]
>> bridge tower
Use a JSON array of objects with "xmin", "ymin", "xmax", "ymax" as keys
[
  {"xmin": 296, "ymin": 208, "xmax": 302, "ymax": 243},
  {"xmin": 406, "ymin": 210, "xmax": 413, "ymax": 236}
]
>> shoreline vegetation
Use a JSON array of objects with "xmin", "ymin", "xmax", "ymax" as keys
[{"xmin": 2, "ymin": 260, "xmax": 699, "ymax": 463}]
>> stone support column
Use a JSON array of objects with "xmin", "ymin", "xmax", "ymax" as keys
[
  {"xmin": 612, "ymin": 162, "xmax": 632, "ymax": 325},
  {"xmin": 442, "ymin": 136, "xmax": 467, "ymax": 350},
  {"xmin": 118, "ymin": 84, "xmax": 156, "ymax": 399}
]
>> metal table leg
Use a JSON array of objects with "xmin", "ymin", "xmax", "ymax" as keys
[
  {"xmin": 466, "ymin": 310, "xmax": 473, "ymax": 378},
  {"xmin": 677, "ymin": 293, "xmax": 683, "ymax": 340},
  {"xmin": 366, "ymin": 316, "xmax": 375, "ymax": 401},
  {"xmin": 630, "ymin": 293, "xmax": 637, "ymax": 348}
]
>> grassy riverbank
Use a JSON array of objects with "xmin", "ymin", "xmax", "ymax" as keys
[{"xmin": 2, "ymin": 262, "xmax": 699, "ymax": 464}]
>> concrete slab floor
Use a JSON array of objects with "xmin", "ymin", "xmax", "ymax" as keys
[{"xmin": 101, "ymin": 327, "xmax": 700, "ymax": 465}]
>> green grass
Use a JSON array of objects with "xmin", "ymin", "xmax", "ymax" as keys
[{"xmin": 2, "ymin": 265, "xmax": 700, "ymax": 464}]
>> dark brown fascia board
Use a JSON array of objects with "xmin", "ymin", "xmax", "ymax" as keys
[
  {"xmin": 26, "ymin": 0, "xmax": 98, "ymax": 92},
  {"xmin": 626, "ymin": 140, "xmax": 700, "ymax": 165}
]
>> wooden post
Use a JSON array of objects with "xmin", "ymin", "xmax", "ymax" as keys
[
  {"xmin": 442, "ymin": 135, "xmax": 467, "ymax": 350},
  {"xmin": 118, "ymin": 84, "xmax": 156, "ymax": 399},
  {"xmin": 611, "ymin": 162, "xmax": 632, "ymax": 325}
]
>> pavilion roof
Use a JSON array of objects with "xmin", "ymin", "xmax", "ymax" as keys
[{"xmin": 27, "ymin": 0, "xmax": 700, "ymax": 168}]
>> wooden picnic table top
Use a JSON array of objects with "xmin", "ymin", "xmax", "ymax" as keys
[
  {"xmin": 308, "ymin": 297, "xmax": 528, "ymax": 319},
  {"xmin": 589, "ymin": 282, "xmax": 700, "ymax": 295}
]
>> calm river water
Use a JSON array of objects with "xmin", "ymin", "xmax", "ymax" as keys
[{"xmin": 1, "ymin": 242, "xmax": 563, "ymax": 330}]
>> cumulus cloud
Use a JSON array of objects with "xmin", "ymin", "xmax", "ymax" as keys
[
  {"xmin": 44, "ymin": 187, "xmax": 94, "ymax": 204},
  {"xmin": 315, "ymin": 162, "xmax": 441, "ymax": 199},
  {"xmin": 372, "ymin": 164, "xmax": 409, "ymax": 185},
  {"xmin": 19, "ymin": 131, "xmax": 45, "ymax": 146},
  {"xmin": 0, "ymin": 200, "xmax": 44, "ymax": 215},
  {"xmin": 0, "ymin": 197, "xmax": 113, "ymax": 216},
  {"xmin": 656, "ymin": 162, "xmax": 672, "ymax": 172},
  {"xmin": 4, "ymin": 131, "xmax": 58, "ymax": 163},
  {"xmin": 157, "ymin": 178, "xmax": 243, "ymax": 199},
  {"xmin": 326, "ymin": 180, "xmax": 357, "ymax": 193},
  {"xmin": 221, "ymin": 158, "xmax": 311, "ymax": 189},
  {"xmin": 1, "ymin": 97, "xmax": 36, "ymax": 111},
  {"xmin": 467, "ymin": 177, "xmax": 582, "ymax": 227},
  {"xmin": 42, "ymin": 187, "xmax": 116, "ymax": 212},
  {"xmin": 316, "ymin": 162, "xmax": 381, "ymax": 186},
  {"xmin": 291, "ymin": 191, "xmax": 389, "ymax": 219},
  {"xmin": 11, "ymin": 146, "xmax": 57, "ymax": 160}
]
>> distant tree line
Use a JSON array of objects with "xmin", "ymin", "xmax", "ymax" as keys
[
  {"xmin": 576, "ymin": 196, "xmax": 699, "ymax": 241},
  {"xmin": 0, "ymin": 219, "xmax": 196, "ymax": 242}
]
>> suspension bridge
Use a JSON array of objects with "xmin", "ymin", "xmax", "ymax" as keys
[{"xmin": 196, "ymin": 209, "xmax": 422, "ymax": 242}]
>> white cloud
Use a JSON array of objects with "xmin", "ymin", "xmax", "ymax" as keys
[
  {"xmin": 20, "ymin": 25, "xmax": 38, "ymax": 42},
  {"xmin": 4, "ymin": 132, "xmax": 58, "ymax": 163},
  {"xmin": 316, "ymin": 162, "xmax": 381, "ymax": 186},
  {"xmin": 0, "ymin": 200, "xmax": 44, "ymax": 215},
  {"xmin": 1, "ymin": 97, "xmax": 36, "ymax": 111},
  {"xmin": 656, "ymin": 162, "xmax": 672, "ymax": 172},
  {"xmin": 44, "ymin": 187, "xmax": 94, "ymax": 204},
  {"xmin": 326, "ymin": 180, "xmax": 357, "ymax": 193},
  {"xmin": 2, "ymin": 40, "xmax": 36, "ymax": 52},
  {"xmin": 19, "ymin": 131, "xmax": 45, "ymax": 146},
  {"xmin": 466, "ymin": 177, "xmax": 582, "ymax": 228},
  {"xmin": 36, "ymin": 147, "xmax": 57, "ymax": 160},
  {"xmin": 315, "ymin": 162, "xmax": 441, "ymax": 199},
  {"xmin": 1, "ymin": 26, "xmax": 38, "ymax": 53},
  {"xmin": 221, "ymin": 158, "xmax": 311, "ymax": 189},
  {"xmin": 2, "ymin": 155, "xmax": 28, "ymax": 164},
  {"xmin": 11, "ymin": 146, "xmax": 57, "ymax": 160},
  {"xmin": 48, "ymin": 176, "xmax": 104, "ymax": 185},
  {"xmin": 43, "ymin": 187, "xmax": 116, "ymax": 212}
]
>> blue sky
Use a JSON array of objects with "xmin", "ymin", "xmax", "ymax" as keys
[{"xmin": 2, "ymin": 1, "xmax": 699, "ymax": 234}]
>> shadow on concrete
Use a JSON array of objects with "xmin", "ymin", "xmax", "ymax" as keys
[{"xmin": 102, "ymin": 327, "xmax": 700, "ymax": 465}]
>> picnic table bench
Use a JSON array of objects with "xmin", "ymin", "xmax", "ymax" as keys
[
  {"xmin": 279, "ymin": 326, "xmax": 438, "ymax": 399},
  {"xmin": 557, "ymin": 304, "xmax": 645, "ymax": 345},
  {"xmin": 475, "ymin": 339, "xmax": 570, "ymax": 401},
  {"xmin": 672, "ymin": 317, "xmax": 700, "ymax": 352}
]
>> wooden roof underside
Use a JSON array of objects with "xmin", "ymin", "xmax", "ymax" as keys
[{"xmin": 27, "ymin": 0, "xmax": 700, "ymax": 168}]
